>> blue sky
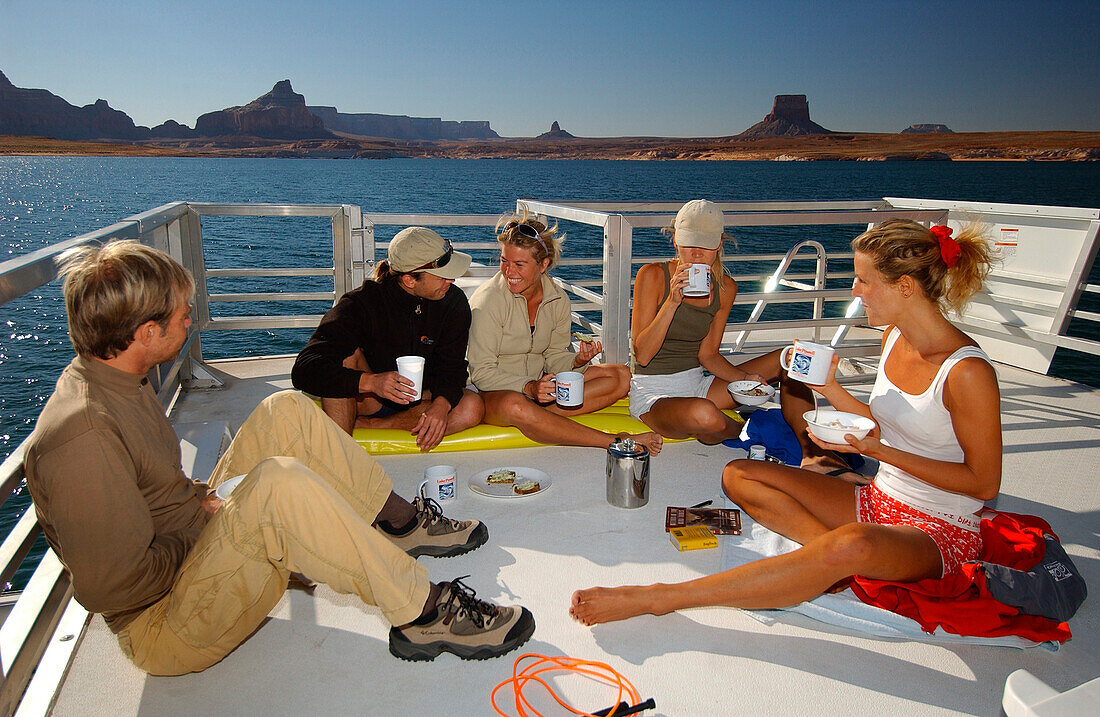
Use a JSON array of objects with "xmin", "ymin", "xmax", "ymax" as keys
[{"xmin": 2, "ymin": 0, "xmax": 1097, "ymax": 137}]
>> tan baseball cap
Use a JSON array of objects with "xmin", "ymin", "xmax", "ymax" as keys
[
  {"xmin": 388, "ymin": 226, "xmax": 471, "ymax": 280},
  {"xmin": 673, "ymin": 199, "xmax": 725, "ymax": 250}
]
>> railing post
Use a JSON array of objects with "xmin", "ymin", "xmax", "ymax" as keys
[
  {"xmin": 181, "ymin": 207, "xmax": 207, "ymax": 374},
  {"xmin": 332, "ymin": 206, "xmax": 353, "ymax": 299},
  {"xmin": 362, "ymin": 217, "xmax": 377, "ymax": 288},
  {"xmin": 602, "ymin": 215, "xmax": 632, "ymax": 365},
  {"xmin": 814, "ymin": 246, "xmax": 826, "ymax": 343},
  {"xmin": 176, "ymin": 205, "xmax": 220, "ymax": 390},
  {"xmin": 347, "ymin": 205, "xmax": 366, "ymax": 289},
  {"xmin": 182, "ymin": 206, "xmax": 209, "ymax": 333}
]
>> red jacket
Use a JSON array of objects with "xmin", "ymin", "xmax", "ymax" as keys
[{"xmin": 850, "ymin": 510, "xmax": 1075, "ymax": 643}]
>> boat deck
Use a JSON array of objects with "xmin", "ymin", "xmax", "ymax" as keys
[{"xmin": 49, "ymin": 355, "xmax": 1099, "ymax": 716}]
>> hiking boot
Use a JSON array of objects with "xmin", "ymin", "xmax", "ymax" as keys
[
  {"xmin": 389, "ymin": 577, "xmax": 535, "ymax": 661},
  {"xmin": 379, "ymin": 495, "xmax": 488, "ymax": 558}
]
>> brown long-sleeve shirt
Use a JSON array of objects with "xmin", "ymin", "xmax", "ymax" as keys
[{"xmin": 24, "ymin": 356, "xmax": 210, "ymax": 632}]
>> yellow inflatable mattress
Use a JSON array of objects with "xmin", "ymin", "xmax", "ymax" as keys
[{"xmin": 345, "ymin": 399, "xmax": 744, "ymax": 455}]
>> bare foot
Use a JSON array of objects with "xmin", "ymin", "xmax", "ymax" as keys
[
  {"xmin": 570, "ymin": 585, "xmax": 660, "ymax": 625},
  {"xmin": 630, "ymin": 432, "xmax": 663, "ymax": 456},
  {"xmin": 800, "ymin": 453, "xmax": 867, "ymax": 484}
]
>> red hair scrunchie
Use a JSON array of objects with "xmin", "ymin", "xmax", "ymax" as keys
[{"xmin": 931, "ymin": 225, "xmax": 960, "ymax": 268}]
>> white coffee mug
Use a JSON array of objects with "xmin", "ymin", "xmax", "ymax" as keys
[
  {"xmin": 395, "ymin": 355, "xmax": 425, "ymax": 401},
  {"xmin": 683, "ymin": 264, "xmax": 711, "ymax": 297},
  {"xmin": 779, "ymin": 340, "xmax": 835, "ymax": 385},
  {"xmin": 555, "ymin": 371, "xmax": 585, "ymax": 407},
  {"xmin": 419, "ymin": 465, "xmax": 457, "ymax": 503}
]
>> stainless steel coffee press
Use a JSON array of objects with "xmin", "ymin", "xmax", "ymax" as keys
[{"xmin": 606, "ymin": 437, "xmax": 650, "ymax": 508}]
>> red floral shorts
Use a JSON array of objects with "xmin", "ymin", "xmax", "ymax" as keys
[{"xmin": 856, "ymin": 483, "xmax": 982, "ymax": 577}]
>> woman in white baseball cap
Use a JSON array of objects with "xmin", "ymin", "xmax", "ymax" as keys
[{"xmin": 628, "ymin": 200, "xmax": 847, "ymax": 476}]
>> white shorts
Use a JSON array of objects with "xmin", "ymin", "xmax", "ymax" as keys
[{"xmin": 628, "ymin": 367, "xmax": 716, "ymax": 419}]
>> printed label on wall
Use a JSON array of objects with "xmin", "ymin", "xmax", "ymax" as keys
[{"xmin": 994, "ymin": 227, "xmax": 1019, "ymax": 259}]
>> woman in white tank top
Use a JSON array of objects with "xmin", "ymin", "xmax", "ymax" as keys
[{"xmin": 571, "ymin": 219, "xmax": 1001, "ymax": 627}]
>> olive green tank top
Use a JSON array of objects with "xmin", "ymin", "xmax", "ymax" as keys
[{"xmin": 633, "ymin": 262, "xmax": 720, "ymax": 375}]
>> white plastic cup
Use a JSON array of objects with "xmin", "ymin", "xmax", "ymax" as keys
[
  {"xmin": 419, "ymin": 465, "xmax": 457, "ymax": 503},
  {"xmin": 555, "ymin": 371, "xmax": 585, "ymax": 407},
  {"xmin": 683, "ymin": 264, "xmax": 712, "ymax": 297},
  {"xmin": 779, "ymin": 340, "xmax": 835, "ymax": 385},
  {"xmin": 749, "ymin": 445, "xmax": 766, "ymax": 460},
  {"xmin": 395, "ymin": 355, "xmax": 425, "ymax": 401}
]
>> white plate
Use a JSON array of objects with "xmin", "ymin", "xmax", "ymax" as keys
[
  {"xmin": 214, "ymin": 475, "xmax": 246, "ymax": 500},
  {"xmin": 468, "ymin": 467, "xmax": 552, "ymax": 499}
]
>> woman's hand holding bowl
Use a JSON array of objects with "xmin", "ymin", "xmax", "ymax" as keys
[{"xmin": 807, "ymin": 429, "xmax": 880, "ymax": 456}]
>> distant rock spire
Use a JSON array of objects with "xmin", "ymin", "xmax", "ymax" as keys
[
  {"xmin": 738, "ymin": 95, "xmax": 831, "ymax": 138},
  {"xmin": 537, "ymin": 121, "xmax": 575, "ymax": 139}
]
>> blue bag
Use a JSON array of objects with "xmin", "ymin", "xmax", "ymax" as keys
[{"xmin": 723, "ymin": 408, "xmax": 864, "ymax": 471}]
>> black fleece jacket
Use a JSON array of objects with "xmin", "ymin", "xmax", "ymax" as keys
[{"xmin": 291, "ymin": 278, "xmax": 471, "ymax": 410}]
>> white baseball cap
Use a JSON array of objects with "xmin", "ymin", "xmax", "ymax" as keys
[{"xmin": 673, "ymin": 200, "xmax": 725, "ymax": 250}]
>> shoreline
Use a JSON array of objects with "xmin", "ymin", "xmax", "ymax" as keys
[{"xmin": 3, "ymin": 131, "xmax": 1099, "ymax": 161}]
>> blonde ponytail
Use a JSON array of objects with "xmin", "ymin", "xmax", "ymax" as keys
[{"xmin": 852, "ymin": 218, "xmax": 994, "ymax": 314}]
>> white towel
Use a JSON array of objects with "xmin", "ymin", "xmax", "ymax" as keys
[{"xmin": 719, "ymin": 509, "xmax": 1056, "ymax": 650}]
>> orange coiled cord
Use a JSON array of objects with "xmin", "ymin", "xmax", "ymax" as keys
[{"xmin": 491, "ymin": 652, "xmax": 640, "ymax": 717}]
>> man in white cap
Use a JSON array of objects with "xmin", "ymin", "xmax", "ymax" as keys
[{"xmin": 293, "ymin": 226, "xmax": 483, "ymax": 451}]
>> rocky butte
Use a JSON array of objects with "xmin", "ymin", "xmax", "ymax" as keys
[
  {"xmin": 0, "ymin": 69, "xmax": 148, "ymax": 140},
  {"xmin": 195, "ymin": 80, "xmax": 332, "ymax": 140},
  {"xmin": 739, "ymin": 95, "xmax": 831, "ymax": 138},
  {"xmin": 536, "ymin": 121, "xmax": 575, "ymax": 140}
]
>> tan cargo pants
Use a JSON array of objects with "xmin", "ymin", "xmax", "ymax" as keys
[{"xmin": 117, "ymin": 390, "xmax": 430, "ymax": 675}]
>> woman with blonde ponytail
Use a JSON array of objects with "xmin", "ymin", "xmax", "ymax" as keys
[{"xmin": 571, "ymin": 219, "xmax": 1004, "ymax": 627}]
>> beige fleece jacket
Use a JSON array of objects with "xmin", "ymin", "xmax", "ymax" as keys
[{"xmin": 467, "ymin": 272, "xmax": 585, "ymax": 393}]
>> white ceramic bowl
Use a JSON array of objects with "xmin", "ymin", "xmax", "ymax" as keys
[
  {"xmin": 214, "ymin": 475, "xmax": 245, "ymax": 500},
  {"xmin": 727, "ymin": 380, "xmax": 776, "ymax": 406},
  {"xmin": 803, "ymin": 409, "xmax": 876, "ymax": 444}
]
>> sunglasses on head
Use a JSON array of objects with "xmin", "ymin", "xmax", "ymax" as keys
[
  {"xmin": 506, "ymin": 221, "xmax": 549, "ymax": 253},
  {"xmin": 412, "ymin": 238, "xmax": 453, "ymax": 272}
]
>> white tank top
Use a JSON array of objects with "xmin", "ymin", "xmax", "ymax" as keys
[{"xmin": 869, "ymin": 328, "xmax": 991, "ymax": 530}]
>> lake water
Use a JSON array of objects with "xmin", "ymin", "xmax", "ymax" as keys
[{"xmin": 2, "ymin": 156, "xmax": 1099, "ymax": 584}]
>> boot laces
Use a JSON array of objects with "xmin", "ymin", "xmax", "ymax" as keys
[
  {"xmin": 414, "ymin": 493, "xmax": 462, "ymax": 529},
  {"xmin": 441, "ymin": 576, "xmax": 499, "ymax": 628}
]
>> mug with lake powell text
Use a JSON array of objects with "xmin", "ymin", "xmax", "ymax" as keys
[{"xmin": 779, "ymin": 340, "xmax": 835, "ymax": 385}]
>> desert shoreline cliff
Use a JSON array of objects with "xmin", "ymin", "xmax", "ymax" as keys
[
  {"xmin": 5, "ymin": 131, "xmax": 1097, "ymax": 162},
  {"xmin": 2, "ymin": 73, "xmax": 1097, "ymax": 161}
]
